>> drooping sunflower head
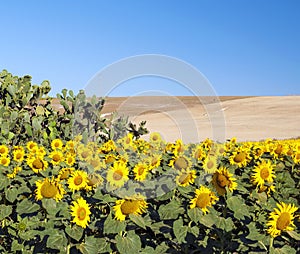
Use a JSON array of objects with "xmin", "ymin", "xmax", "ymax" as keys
[
  {"xmin": 58, "ymin": 167, "xmax": 74, "ymax": 180},
  {"xmin": 70, "ymin": 197, "xmax": 91, "ymax": 228},
  {"xmin": 212, "ymin": 167, "xmax": 237, "ymax": 195},
  {"xmin": 113, "ymin": 195, "xmax": 148, "ymax": 221},
  {"xmin": 133, "ymin": 163, "xmax": 149, "ymax": 181},
  {"xmin": 176, "ymin": 169, "xmax": 197, "ymax": 187},
  {"xmin": 107, "ymin": 160, "xmax": 129, "ymax": 188},
  {"xmin": 35, "ymin": 178, "xmax": 65, "ymax": 201},
  {"xmin": 251, "ymin": 160, "xmax": 276, "ymax": 188},
  {"xmin": 190, "ymin": 185, "xmax": 218, "ymax": 214},
  {"xmin": 86, "ymin": 173, "xmax": 103, "ymax": 191},
  {"xmin": 267, "ymin": 202, "xmax": 298, "ymax": 238},
  {"xmin": 68, "ymin": 170, "xmax": 89, "ymax": 192},
  {"xmin": 169, "ymin": 155, "xmax": 191, "ymax": 171}
]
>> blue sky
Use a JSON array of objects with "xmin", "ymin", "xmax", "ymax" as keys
[{"xmin": 1, "ymin": 0, "xmax": 299, "ymax": 97}]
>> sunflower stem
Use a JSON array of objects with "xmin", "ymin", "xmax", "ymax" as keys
[{"xmin": 269, "ymin": 236, "xmax": 274, "ymax": 251}]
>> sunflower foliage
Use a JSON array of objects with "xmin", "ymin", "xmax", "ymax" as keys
[{"xmin": 0, "ymin": 71, "xmax": 299, "ymax": 253}]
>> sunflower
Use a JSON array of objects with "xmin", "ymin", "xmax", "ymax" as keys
[
  {"xmin": 27, "ymin": 156, "xmax": 48, "ymax": 173},
  {"xmin": 192, "ymin": 145, "xmax": 206, "ymax": 162},
  {"xmin": 229, "ymin": 147, "xmax": 251, "ymax": 168},
  {"xmin": 26, "ymin": 141, "xmax": 38, "ymax": 152},
  {"xmin": 0, "ymin": 156, "xmax": 10, "ymax": 166},
  {"xmin": 49, "ymin": 150, "xmax": 64, "ymax": 165},
  {"xmin": 98, "ymin": 140, "xmax": 116, "ymax": 154},
  {"xmin": 107, "ymin": 160, "xmax": 129, "ymax": 188},
  {"xmin": 133, "ymin": 139, "xmax": 150, "ymax": 154},
  {"xmin": 190, "ymin": 186, "xmax": 218, "ymax": 214},
  {"xmin": 70, "ymin": 197, "xmax": 91, "ymax": 228},
  {"xmin": 7, "ymin": 166, "xmax": 22, "ymax": 179},
  {"xmin": 269, "ymin": 141, "xmax": 288, "ymax": 159},
  {"xmin": 117, "ymin": 133, "xmax": 134, "ymax": 150},
  {"xmin": 202, "ymin": 155, "xmax": 218, "ymax": 174},
  {"xmin": 169, "ymin": 155, "xmax": 192, "ymax": 171},
  {"xmin": 149, "ymin": 132, "xmax": 163, "ymax": 146},
  {"xmin": 0, "ymin": 144, "xmax": 9, "ymax": 156},
  {"xmin": 133, "ymin": 163, "xmax": 149, "ymax": 181},
  {"xmin": 68, "ymin": 170, "xmax": 89, "ymax": 192},
  {"xmin": 267, "ymin": 202, "xmax": 298, "ymax": 238},
  {"xmin": 173, "ymin": 139, "xmax": 186, "ymax": 156},
  {"xmin": 105, "ymin": 153, "xmax": 118, "ymax": 165},
  {"xmin": 86, "ymin": 173, "xmax": 103, "ymax": 190},
  {"xmin": 251, "ymin": 160, "xmax": 276, "ymax": 188},
  {"xmin": 212, "ymin": 167, "xmax": 237, "ymax": 195},
  {"xmin": 292, "ymin": 151, "xmax": 300, "ymax": 164},
  {"xmin": 65, "ymin": 153, "xmax": 76, "ymax": 166},
  {"xmin": 176, "ymin": 169, "xmax": 197, "ymax": 187},
  {"xmin": 87, "ymin": 156, "xmax": 104, "ymax": 171},
  {"xmin": 145, "ymin": 153, "xmax": 162, "ymax": 170},
  {"xmin": 51, "ymin": 138, "xmax": 64, "ymax": 150},
  {"xmin": 113, "ymin": 195, "xmax": 148, "ymax": 221},
  {"xmin": 58, "ymin": 167, "xmax": 74, "ymax": 180},
  {"xmin": 35, "ymin": 178, "xmax": 65, "ymax": 201},
  {"xmin": 13, "ymin": 146, "xmax": 25, "ymax": 163},
  {"xmin": 77, "ymin": 145, "xmax": 93, "ymax": 162}
]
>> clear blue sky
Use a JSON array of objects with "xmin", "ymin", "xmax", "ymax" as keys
[{"xmin": 1, "ymin": 0, "xmax": 299, "ymax": 97}]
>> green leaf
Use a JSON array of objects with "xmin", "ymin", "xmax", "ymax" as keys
[
  {"xmin": 215, "ymin": 217, "xmax": 234, "ymax": 232},
  {"xmin": 36, "ymin": 105, "xmax": 45, "ymax": 115},
  {"xmin": 16, "ymin": 199, "xmax": 40, "ymax": 215},
  {"xmin": 11, "ymin": 240, "xmax": 23, "ymax": 252},
  {"xmin": 158, "ymin": 199, "xmax": 184, "ymax": 220},
  {"xmin": 226, "ymin": 196, "xmax": 250, "ymax": 219},
  {"xmin": 5, "ymin": 187, "xmax": 19, "ymax": 203},
  {"xmin": 78, "ymin": 236, "xmax": 110, "ymax": 254},
  {"xmin": 0, "ymin": 204, "xmax": 12, "ymax": 220},
  {"xmin": 46, "ymin": 231, "xmax": 68, "ymax": 251},
  {"xmin": 0, "ymin": 173, "xmax": 10, "ymax": 190},
  {"xmin": 42, "ymin": 199, "xmax": 58, "ymax": 215},
  {"xmin": 286, "ymin": 230, "xmax": 300, "ymax": 241},
  {"xmin": 188, "ymin": 226, "xmax": 200, "ymax": 237},
  {"xmin": 173, "ymin": 218, "xmax": 188, "ymax": 243},
  {"xmin": 65, "ymin": 225, "xmax": 84, "ymax": 242},
  {"xmin": 246, "ymin": 222, "xmax": 265, "ymax": 241},
  {"xmin": 199, "ymin": 213, "xmax": 216, "ymax": 228},
  {"xmin": 103, "ymin": 213, "xmax": 126, "ymax": 234},
  {"xmin": 32, "ymin": 117, "xmax": 42, "ymax": 131},
  {"xmin": 153, "ymin": 242, "xmax": 169, "ymax": 253},
  {"xmin": 188, "ymin": 208, "xmax": 202, "ymax": 223},
  {"xmin": 129, "ymin": 214, "xmax": 146, "ymax": 229},
  {"xmin": 115, "ymin": 231, "xmax": 141, "ymax": 254},
  {"xmin": 270, "ymin": 245, "xmax": 297, "ymax": 254}
]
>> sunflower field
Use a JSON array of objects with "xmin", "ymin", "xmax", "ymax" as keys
[{"xmin": 0, "ymin": 70, "xmax": 299, "ymax": 253}]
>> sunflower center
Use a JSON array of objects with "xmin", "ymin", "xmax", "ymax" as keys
[
  {"xmin": 174, "ymin": 157, "xmax": 188, "ymax": 170},
  {"xmin": 276, "ymin": 212, "xmax": 291, "ymax": 230},
  {"xmin": 53, "ymin": 154, "xmax": 61, "ymax": 162},
  {"xmin": 138, "ymin": 166, "xmax": 145, "ymax": 175},
  {"xmin": 152, "ymin": 135, "xmax": 158, "ymax": 141},
  {"xmin": 120, "ymin": 200, "xmax": 140, "ymax": 215},
  {"xmin": 196, "ymin": 193, "xmax": 211, "ymax": 208},
  {"xmin": 90, "ymin": 159, "xmax": 100, "ymax": 168},
  {"xmin": 41, "ymin": 182, "xmax": 58, "ymax": 198},
  {"xmin": 178, "ymin": 173, "xmax": 190, "ymax": 185},
  {"xmin": 206, "ymin": 160, "xmax": 215, "ymax": 169},
  {"xmin": 274, "ymin": 145, "xmax": 283, "ymax": 155},
  {"xmin": 81, "ymin": 151, "xmax": 89, "ymax": 159},
  {"xmin": 106, "ymin": 155, "xmax": 115, "ymax": 164},
  {"xmin": 77, "ymin": 207, "xmax": 87, "ymax": 220},
  {"xmin": 260, "ymin": 167, "xmax": 270, "ymax": 180},
  {"xmin": 33, "ymin": 158, "xmax": 43, "ymax": 169},
  {"xmin": 234, "ymin": 152, "xmax": 246, "ymax": 163},
  {"xmin": 216, "ymin": 174, "xmax": 229, "ymax": 188},
  {"xmin": 113, "ymin": 170, "xmax": 123, "ymax": 181},
  {"xmin": 16, "ymin": 153, "xmax": 22, "ymax": 160},
  {"xmin": 74, "ymin": 176, "xmax": 83, "ymax": 185},
  {"xmin": 1, "ymin": 158, "xmax": 8, "ymax": 164},
  {"xmin": 0, "ymin": 147, "xmax": 6, "ymax": 154}
]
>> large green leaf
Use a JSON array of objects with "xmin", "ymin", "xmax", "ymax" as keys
[
  {"xmin": 46, "ymin": 230, "xmax": 68, "ymax": 251},
  {"xmin": 5, "ymin": 187, "xmax": 19, "ymax": 203},
  {"xmin": 103, "ymin": 213, "xmax": 126, "ymax": 234},
  {"xmin": 129, "ymin": 214, "xmax": 147, "ymax": 229},
  {"xmin": 0, "ymin": 204, "xmax": 12, "ymax": 220},
  {"xmin": 158, "ymin": 199, "xmax": 184, "ymax": 220},
  {"xmin": 65, "ymin": 225, "xmax": 84, "ymax": 242},
  {"xmin": 226, "ymin": 196, "xmax": 250, "ymax": 220},
  {"xmin": 16, "ymin": 199, "xmax": 40, "ymax": 215},
  {"xmin": 173, "ymin": 218, "xmax": 188, "ymax": 243},
  {"xmin": 115, "ymin": 231, "xmax": 141, "ymax": 254}
]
